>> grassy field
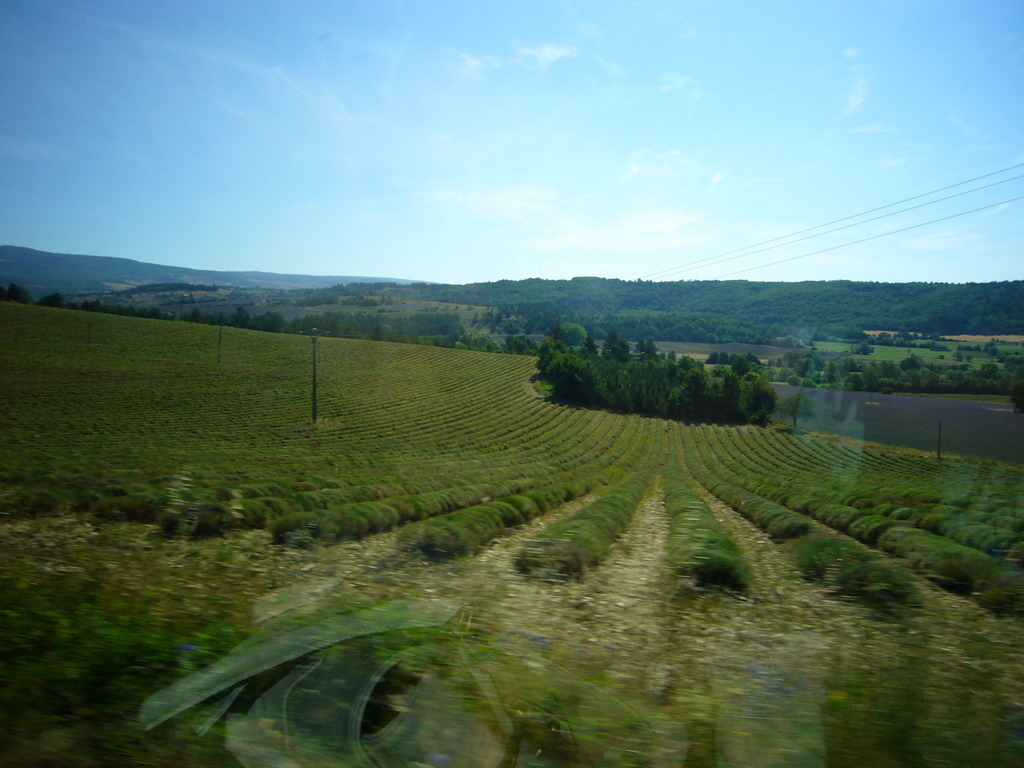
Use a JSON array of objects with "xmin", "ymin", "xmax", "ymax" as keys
[
  {"xmin": 272, "ymin": 298, "xmax": 486, "ymax": 323},
  {"xmin": 2, "ymin": 302, "xmax": 1024, "ymax": 767},
  {"xmin": 898, "ymin": 392, "xmax": 1013, "ymax": 405},
  {"xmin": 655, "ymin": 340, "xmax": 791, "ymax": 362},
  {"xmin": 813, "ymin": 340, "xmax": 995, "ymax": 368}
]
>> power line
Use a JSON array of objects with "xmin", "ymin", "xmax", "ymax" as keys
[
  {"xmin": 707, "ymin": 194, "xmax": 1024, "ymax": 280},
  {"xmin": 660, "ymin": 172, "xmax": 1024, "ymax": 279},
  {"xmin": 640, "ymin": 160, "xmax": 1024, "ymax": 280}
]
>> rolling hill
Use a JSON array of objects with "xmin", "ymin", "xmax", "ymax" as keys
[{"xmin": 0, "ymin": 245, "xmax": 425, "ymax": 296}]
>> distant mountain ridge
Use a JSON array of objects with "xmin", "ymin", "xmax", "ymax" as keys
[{"xmin": 0, "ymin": 246, "xmax": 425, "ymax": 295}]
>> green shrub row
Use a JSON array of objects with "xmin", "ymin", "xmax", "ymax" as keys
[
  {"xmin": 789, "ymin": 534, "xmax": 920, "ymax": 609},
  {"xmin": 515, "ymin": 478, "xmax": 649, "ymax": 576},
  {"xmin": 876, "ymin": 526, "xmax": 1023, "ymax": 612},
  {"xmin": 268, "ymin": 475, "xmax": 586, "ymax": 545},
  {"xmin": 663, "ymin": 477, "xmax": 750, "ymax": 591},
  {"xmin": 694, "ymin": 471, "xmax": 812, "ymax": 539},
  {"xmin": 764, "ymin": 484, "xmax": 1023, "ymax": 564},
  {"xmin": 399, "ymin": 478, "xmax": 598, "ymax": 560}
]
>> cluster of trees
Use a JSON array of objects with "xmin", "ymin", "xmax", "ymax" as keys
[
  {"xmin": 0, "ymin": 283, "xmax": 33, "ymax": 303},
  {"xmin": 476, "ymin": 303, "xmax": 773, "ymax": 344},
  {"xmin": 179, "ymin": 306, "xmax": 467, "ymax": 345},
  {"xmin": 2, "ymin": 286, "xmax": 175, "ymax": 319},
  {"xmin": 536, "ymin": 333, "xmax": 777, "ymax": 425},
  {"xmin": 768, "ymin": 347, "xmax": 1024, "ymax": 398}
]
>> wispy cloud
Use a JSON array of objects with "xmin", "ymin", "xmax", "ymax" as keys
[
  {"xmin": 534, "ymin": 209, "xmax": 710, "ymax": 252},
  {"xmin": 594, "ymin": 55, "xmax": 626, "ymax": 77},
  {"xmin": 843, "ymin": 75, "xmax": 868, "ymax": 116},
  {"xmin": 658, "ymin": 74, "xmax": 701, "ymax": 97},
  {"xmin": 433, "ymin": 180, "xmax": 710, "ymax": 254},
  {"xmin": 948, "ymin": 114, "xmax": 980, "ymax": 137},
  {"xmin": 434, "ymin": 185, "xmax": 560, "ymax": 221},
  {"xmin": 458, "ymin": 52, "xmax": 501, "ymax": 77},
  {"xmin": 516, "ymin": 43, "xmax": 577, "ymax": 70},
  {"xmin": 878, "ymin": 155, "xmax": 910, "ymax": 168},
  {"xmin": 709, "ymin": 171, "xmax": 725, "ymax": 188},
  {"xmin": 975, "ymin": 200, "xmax": 1017, "ymax": 219},
  {"xmin": 614, "ymin": 161, "xmax": 643, "ymax": 188},
  {"xmin": 98, "ymin": 18, "xmax": 353, "ymax": 124},
  {"xmin": 843, "ymin": 48, "xmax": 861, "ymax": 60},
  {"xmin": 611, "ymin": 150, "xmax": 702, "ymax": 190},
  {"xmin": 900, "ymin": 229, "xmax": 983, "ymax": 252},
  {"xmin": 0, "ymin": 135, "xmax": 70, "ymax": 161}
]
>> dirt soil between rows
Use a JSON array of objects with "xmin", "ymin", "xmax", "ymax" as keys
[{"xmin": 249, "ymin": 480, "xmax": 1024, "ymax": 767}]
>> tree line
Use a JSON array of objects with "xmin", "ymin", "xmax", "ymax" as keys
[
  {"xmin": 536, "ymin": 330, "xmax": 777, "ymax": 425},
  {"xmin": 768, "ymin": 347, "xmax": 1024, "ymax": 399},
  {"xmin": 372, "ymin": 276, "xmax": 1024, "ymax": 338}
]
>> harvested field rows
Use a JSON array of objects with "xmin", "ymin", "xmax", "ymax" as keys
[{"xmin": 2, "ymin": 302, "xmax": 1024, "ymax": 767}]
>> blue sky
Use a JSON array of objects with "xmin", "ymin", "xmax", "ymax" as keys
[{"xmin": 1, "ymin": 0, "xmax": 1022, "ymax": 284}]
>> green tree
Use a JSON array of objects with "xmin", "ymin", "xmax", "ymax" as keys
[
  {"xmin": 36, "ymin": 293, "xmax": 65, "ymax": 308},
  {"xmin": 777, "ymin": 393, "xmax": 814, "ymax": 431},
  {"xmin": 742, "ymin": 375, "xmax": 778, "ymax": 426},
  {"xmin": 4, "ymin": 283, "xmax": 32, "ymax": 304},
  {"xmin": 635, "ymin": 338, "xmax": 658, "ymax": 361},
  {"xmin": 1011, "ymin": 381, "xmax": 1024, "ymax": 414},
  {"xmin": 602, "ymin": 330, "xmax": 631, "ymax": 363},
  {"xmin": 559, "ymin": 322, "xmax": 588, "ymax": 348}
]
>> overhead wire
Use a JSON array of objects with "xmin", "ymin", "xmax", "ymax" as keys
[
  {"xmin": 639, "ymin": 160, "xmax": 1024, "ymax": 280},
  {"xmin": 707, "ymin": 193, "xmax": 1024, "ymax": 280},
  {"xmin": 659, "ymin": 172, "xmax": 1024, "ymax": 279}
]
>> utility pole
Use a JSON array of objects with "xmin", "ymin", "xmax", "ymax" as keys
[{"xmin": 300, "ymin": 328, "xmax": 329, "ymax": 423}]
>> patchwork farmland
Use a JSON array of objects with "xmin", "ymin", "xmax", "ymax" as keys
[{"xmin": 2, "ymin": 302, "xmax": 1024, "ymax": 767}]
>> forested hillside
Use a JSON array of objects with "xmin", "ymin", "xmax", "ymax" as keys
[{"xmin": 388, "ymin": 277, "xmax": 1024, "ymax": 336}]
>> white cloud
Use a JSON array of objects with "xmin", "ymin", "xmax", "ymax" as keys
[
  {"xmin": 948, "ymin": 114, "xmax": 980, "ymax": 137},
  {"xmin": 843, "ymin": 75, "xmax": 868, "ymax": 116},
  {"xmin": 434, "ymin": 185, "xmax": 560, "ymax": 221},
  {"xmin": 594, "ymin": 55, "xmax": 626, "ymax": 77},
  {"xmin": 609, "ymin": 150, "xmax": 703, "ymax": 193},
  {"xmin": 516, "ymin": 43, "xmax": 578, "ymax": 70},
  {"xmin": 843, "ymin": 48, "xmax": 861, "ymax": 60},
  {"xmin": 534, "ymin": 209, "xmax": 710, "ymax": 252},
  {"xmin": 100, "ymin": 19, "xmax": 353, "ymax": 124},
  {"xmin": 459, "ymin": 52, "xmax": 501, "ymax": 77},
  {"xmin": 900, "ymin": 229, "xmax": 984, "ymax": 252},
  {"xmin": 709, "ymin": 171, "xmax": 725, "ymax": 187},
  {"xmin": 878, "ymin": 155, "xmax": 910, "ymax": 168},
  {"xmin": 614, "ymin": 161, "xmax": 643, "ymax": 188},
  {"xmin": 658, "ymin": 74, "xmax": 701, "ymax": 97}
]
